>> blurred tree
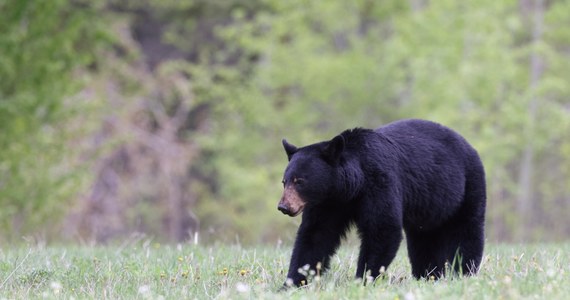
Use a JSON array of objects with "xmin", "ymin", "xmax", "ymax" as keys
[
  {"xmin": 66, "ymin": 0, "xmax": 277, "ymax": 243},
  {"xmin": 517, "ymin": 0, "xmax": 544, "ymax": 240},
  {"xmin": 386, "ymin": 0, "xmax": 528, "ymax": 240},
  {"xmin": 197, "ymin": 0, "xmax": 412, "ymax": 243},
  {"xmin": 3, "ymin": 0, "xmax": 568, "ymax": 244},
  {"xmin": 76, "ymin": 0, "xmax": 570, "ymax": 244},
  {"xmin": 0, "ymin": 0, "xmax": 107, "ymax": 241},
  {"xmin": 367, "ymin": 0, "xmax": 570, "ymax": 241},
  {"xmin": 214, "ymin": 0, "xmax": 570, "ymax": 242},
  {"xmin": 521, "ymin": 0, "xmax": 570, "ymax": 240}
]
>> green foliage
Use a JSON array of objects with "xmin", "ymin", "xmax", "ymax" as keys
[
  {"xmin": 0, "ymin": 0, "xmax": 108, "ymax": 239},
  {"xmin": 196, "ymin": 0, "xmax": 570, "ymax": 242},
  {"xmin": 0, "ymin": 0, "xmax": 569, "ymax": 244},
  {"xmin": 0, "ymin": 243, "xmax": 568, "ymax": 298},
  {"xmin": 193, "ymin": 0, "xmax": 412, "ymax": 243}
]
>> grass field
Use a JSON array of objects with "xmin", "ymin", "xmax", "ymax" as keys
[{"xmin": 0, "ymin": 241, "xmax": 568, "ymax": 299}]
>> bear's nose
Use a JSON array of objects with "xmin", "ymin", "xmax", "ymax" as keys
[{"xmin": 278, "ymin": 203, "xmax": 290, "ymax": 215}]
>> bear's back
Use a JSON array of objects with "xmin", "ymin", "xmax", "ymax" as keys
[
  {"xmin": 374, "ymin": 119, "xmax": 480, "ymax": 230},
  {"xmin": 376, "ymin": 119, "xmax": 476, "ymax": 160}
]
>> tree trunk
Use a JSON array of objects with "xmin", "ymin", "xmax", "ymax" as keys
[{"xmin": 517, "ymin": 0, "xmax": 544, "ymax": 241}]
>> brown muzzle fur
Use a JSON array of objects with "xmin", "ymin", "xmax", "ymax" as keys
[{"xmin": 278, "ymin": 185, "xmax": 305, "ymax": 217}]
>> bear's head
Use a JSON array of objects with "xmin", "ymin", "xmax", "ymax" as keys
[{"xmin": 277, "ymin": 136, "xmax": 345, "ymax": 217}]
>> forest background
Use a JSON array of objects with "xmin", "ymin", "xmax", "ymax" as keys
[{"xmin": 1, "ymin": 0, "xmax": 569, "ymax": 245}]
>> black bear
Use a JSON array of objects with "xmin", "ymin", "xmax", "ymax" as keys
[{"xmin": 278, "ymin": 119, "xmax": 486, "ymax": 287}]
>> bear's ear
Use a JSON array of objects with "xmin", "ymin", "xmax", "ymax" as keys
[
  {"xmin": 282, "ymin": 139, "xmax": 298, "ymax": 161},
  {"xmin": 323, "ymin": 135, "xmax": 345, "ymax": 164}
]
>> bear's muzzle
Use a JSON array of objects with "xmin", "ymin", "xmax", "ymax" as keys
[{"xmin": 278, "ymin": 185, "xmax": 305, "ymax": 217}]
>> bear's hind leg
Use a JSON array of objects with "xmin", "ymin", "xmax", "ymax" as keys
[
  {"xmin": 445, "ymin": 167, "xmax": 486, "ymax": 276},
  {"xmin": 405, "ymin": 228, "xmax": 448, "ymax": 279},
  {"xmin": 442, "ymin": 208, "xmax": 485, "ymax": 276},
  {"xmin": 406, "ymin": 196, "xmax": 485, "ymax": 278}
]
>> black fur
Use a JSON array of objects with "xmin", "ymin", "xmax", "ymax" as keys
[{"xmin": 279, "ymin": 119, "xmax": 486, "ymax": 287}]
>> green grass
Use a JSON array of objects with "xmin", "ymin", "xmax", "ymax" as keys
[{"xmin": 0, "ymin": 241, "xmax": 568, "ymax": 299}]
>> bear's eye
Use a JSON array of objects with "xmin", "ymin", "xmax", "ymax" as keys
[
  {"xmin": 293, "ymin": 177, "xmax": 305, "ymax": 185},
  {"xmin": 281, "ymin": 179, "xmax": 286, "ymax": 187}
]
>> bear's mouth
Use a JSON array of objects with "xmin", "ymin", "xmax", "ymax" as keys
[
  {"xmin": 278, "ymin": 202, "xmax": 305, "ymax": 217},
  {"xmin": 287, "ymin": 205, "xmax": 304, "ymax": 217}
]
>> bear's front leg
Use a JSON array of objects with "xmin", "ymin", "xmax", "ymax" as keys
[{"xmin": 283, "ymin": 208, "xmax": 352, "ymax": 287}]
